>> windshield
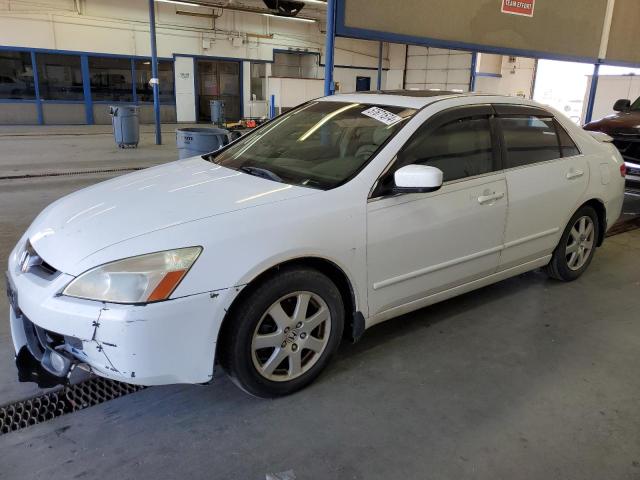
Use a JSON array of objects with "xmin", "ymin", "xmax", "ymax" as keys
[
  {"xmin": 632, "ymin": 96, "xmax": 640, "ymax": 111},
  {"xmin": 209, "ymin": 101, "xmax": 416, "ymax": 190}
]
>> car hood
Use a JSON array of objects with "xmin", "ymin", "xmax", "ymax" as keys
[
  {"xmin": 585, "ymin": 111, "xmax": 640, "ymax": 134},
  {"xmin": 26, "ymin": 157, "xmax": 317, "ymax": 274}
]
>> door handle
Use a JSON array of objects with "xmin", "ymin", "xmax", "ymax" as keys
[
  {"xmin": 477, "ymin": 192, "xmax": 505, "ymax": 205},
  {"xmin": 566, "ymin": 169, "xmax": 584, "ymax": 180}
]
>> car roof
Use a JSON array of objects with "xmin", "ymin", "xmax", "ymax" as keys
[{"xmin": 317, "ymin": 90, "xmax": 539, "ymax": 110}]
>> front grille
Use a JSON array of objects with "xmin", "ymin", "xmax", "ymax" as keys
[
  {"xmin": 37, "ymin": 260, "xmax": 58, "ymax": 276},
  {"xmin": 18, "ymin": 241, "xmax": 60, "ymax": 280}
]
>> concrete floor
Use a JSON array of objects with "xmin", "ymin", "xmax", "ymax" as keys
[
  {"xmin": 0, "ymin": 124, "xmax": 193, "ymax": 177},
  {"xmin": 1, "ymin": 129, "xmax": 640, "ymax": 479}
]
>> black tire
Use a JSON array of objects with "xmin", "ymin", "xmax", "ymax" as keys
[
  {"xmin": 219, "ymin": 267, "xmax": 344, "ymax": 398},
  {"xmin": 545, "ymin": 205, "xmax": 599, "ymax": 281}
]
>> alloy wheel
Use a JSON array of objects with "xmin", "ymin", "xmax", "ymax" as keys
[
  {"xmin": 565, "ymin": 215, "xmax": 595, "ymax": 271},
  {"xmin": 251, "ymin": 291, "xmax": 331, "ymax": 382}
]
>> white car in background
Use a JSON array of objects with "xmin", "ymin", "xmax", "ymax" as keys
[{"xmin": 6, "ymin": 92, "xmax": 626, "ymax": 397}]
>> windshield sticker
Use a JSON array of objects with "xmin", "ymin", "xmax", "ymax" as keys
[{"xmin": 361, "ymin": 107, "xmax": 402, "ymax": 126}]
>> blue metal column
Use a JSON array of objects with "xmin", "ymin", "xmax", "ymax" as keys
[
  {"xmin": 584, "ymin": 63, "xmax": 600, "ymax": 124},
  {"xmin": 148, "ymin": 0, "xmax": 162, "ymax": 145},
  {"xmin": 80, "ymin": 55, "xmax": 94, "ymax": 125},
  {"xmin": 376, "ymin": 42, "xmax": 383, "ymax": 91},
  {"xmin": 323, "ymin": 0, "xmax": 336, "ymax": 96},
  {"xmin": 30, "ymin": 51, "xmax": 44, "ymax": 125},
  {"xmin": 469, "ymin": 52, "xmax": 478, "ymax": 92},
  {"xmin": 269, "ymin": 94, "xmax": 276, "ymax": 119},
  {"xmin": 131, "ymin": 58, "xmax": 138, "ymax": 104}
]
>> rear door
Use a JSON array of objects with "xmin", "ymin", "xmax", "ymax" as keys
[{"xmin": 495, "ymin": 105, "xmax": 588, "ymax": 270}]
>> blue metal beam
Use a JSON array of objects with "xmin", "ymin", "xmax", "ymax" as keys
[
  {"xmin": 469, "ymin": 52, "xmax": 478, "ymax": 92},
  {"xmin": 584, "ymin": 63, "xmax": 600, "ymax": 124},
  {"xmin": 148, "ymin": 0, "xmax": 162, "ymax": 145},
  {"xmin": 323, "ymin": 0, "xmax": 336, "ymax": 96},
  {"xmin": 80, "ymin": 55, "xmax": 94, "ymax": 125},
  {"xmin": 131, "ymin": 58, "xmax": 138, "ymax": 104},
  {"xmin": 30, "ymin": 51, "xmax": 43, "ymax": 125},
  {"xmin": 376, "ymin": 42, "xmax": 383, "ymax": 90},
  {"xmin": 269, "ymin": 94, "xmax": 276, "ymax": 119}
]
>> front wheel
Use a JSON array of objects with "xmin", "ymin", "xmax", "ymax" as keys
[
  {"xmin": 545, "ymin": 205, "xmax": 599, "ymax": 281},
  {"xmin": 219, "ymin": 267, "xmax": 344, "ymax": 397}
]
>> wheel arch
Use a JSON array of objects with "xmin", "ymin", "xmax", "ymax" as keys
[
  {"xmin": 217, "ymin": 256, "xmax": 363, "ymax": 359},
  {"xmin": 580, "ymin": 198, "xmax": 607, "ymax": 246}
]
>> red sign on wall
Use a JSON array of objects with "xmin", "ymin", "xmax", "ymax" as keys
[{"xmin": 501, "ymin": 0, "xmax": 535, "ymax": 17}]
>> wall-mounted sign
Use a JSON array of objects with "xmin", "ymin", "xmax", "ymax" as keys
[{"xmin": 501, "ymin": 0, "xmax": 535, "ymax": 17}]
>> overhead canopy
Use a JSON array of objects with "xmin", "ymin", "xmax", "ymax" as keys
[
  {"xmin": 335, "ymin": 0, "xmax": 640, "ymax": 66},
  {"xmin": 606, "ymin": 0, "xmax": 640, "ymax": 65}
]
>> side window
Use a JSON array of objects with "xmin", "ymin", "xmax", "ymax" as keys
[
  {"xmin": 500, "ymin": 115, "xmax": 561, "ymax": 168},
  {"xmin": 397, "ymin": 116, "xmax": 495, "ymax": 182},
  {"xmin": 555, "ymin": 120, "xmax": 580, "ymax": 157}
]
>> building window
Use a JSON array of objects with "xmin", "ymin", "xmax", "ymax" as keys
[
  {"xmin": 134, "ymin": 59, "xmax": 174, "ymax": 103},
  {"xmin": 250, "ymin": 62, "xmax": 266, "ymax": 101},
  {"xmin": 0, "ymin": 51, "xmax": 35, "ymax": 99},
  {"xmin": 36, "ymin": 53, "xmax": 84, "ymax": 101},
  {"xmin": 271, "ymin": 52, "xmax": 319, "ymax": 79},
  {"xmin": 89, "ymin": 57, "xmax": 133, "ymax": 102}
]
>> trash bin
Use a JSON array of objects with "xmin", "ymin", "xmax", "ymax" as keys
[
  {"xmin": 176, "ymin": 127, "xmax": 231, "ymax": 159},
  {"xmin": 109, "ymin": 105, "xmax": 139, "ymax": 148},
  {"xmin": 210, "ymin": 100, "xmax": 225, "ymax": 126}
]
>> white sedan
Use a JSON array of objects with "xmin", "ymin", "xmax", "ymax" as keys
[{"xmin": 6, "ymin": 92, "xmax": 626, "ymax": 397}]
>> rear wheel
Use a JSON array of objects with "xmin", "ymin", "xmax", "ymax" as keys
[
  {"xmin": 219, "ymin": 267, "xmax": 344, "ymax": 397},
  {"xmin": 545, "ymin": 206, "xmax": 599, "ymax": 281}
]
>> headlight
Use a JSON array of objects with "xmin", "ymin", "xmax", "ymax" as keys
[{"xmin": 63, "ymin": 247, "xmax": 202, "ymax": 304}]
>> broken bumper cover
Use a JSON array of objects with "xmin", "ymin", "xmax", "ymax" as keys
[{"xmin": 7, "ymin": 266, "xmax": 234, "ymax": 386}]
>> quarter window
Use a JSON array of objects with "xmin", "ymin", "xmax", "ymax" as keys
[
  {"xmin": 500, "ymin": 115, "xmax": 561, "ymax": 167},
  {"xmin": 555, "ymin": 120, "xmax": 580, "ymax": 157},
  {"xmin": 397, "ymin": 116, "xmax": 495, "ymax": 182}
]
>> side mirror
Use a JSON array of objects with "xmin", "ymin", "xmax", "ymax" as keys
[
  {"xmin": 393, "ymin": 165, "xmax": 443, "ymax": 194},
  {"xmin": 613, "ymin": 99, "xmax": 631, "ymax": 112}
]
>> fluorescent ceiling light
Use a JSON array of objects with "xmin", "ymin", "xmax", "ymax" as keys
[
  {"xmin": 301, "ymin": 0, "xmax": 327, "ymax": 4},
  {"xmin": 156, "ymin": 0, "xmax": 202, "ymax": 7},
  {"xmin": 262, "ymin": 13, "xmax": 316, "ymax": 23}
]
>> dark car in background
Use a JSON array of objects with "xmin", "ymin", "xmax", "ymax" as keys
[{"xmin": 584, "ymin": 97, "xmax": 640, "ymax": 184}]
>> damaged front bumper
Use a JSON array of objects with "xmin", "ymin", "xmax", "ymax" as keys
[{"xmin": 6, "ymin": 264, "xmax": 234, "ymax": 387}]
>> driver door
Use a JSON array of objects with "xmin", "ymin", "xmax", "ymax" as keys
[{"xmin": 366, "ymin": 105, "xmax": 508, "ymax": 318}]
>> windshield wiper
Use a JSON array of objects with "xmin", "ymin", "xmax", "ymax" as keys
[{"xmin": 239, "ymin": 166, "xmax": 283, "ymax": 182}]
